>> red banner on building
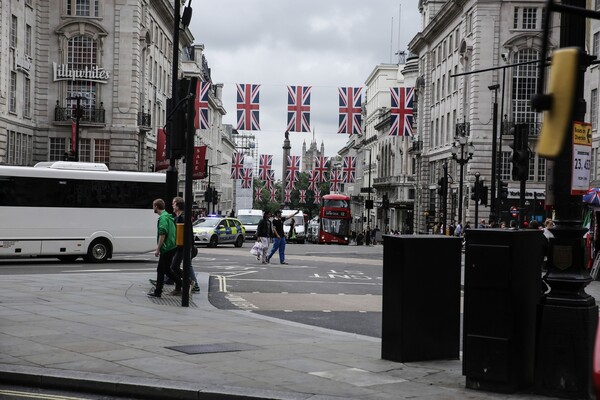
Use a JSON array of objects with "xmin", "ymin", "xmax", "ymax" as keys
[
  {"xmin": 193, "ymin": 145, "xmax": 207, "ymax": 179},
  {"xmin": 155, "ymin": 128, "xmax": 169, "ymax": 171},
  {"xmin": 71, "ymin": 121, "xmax": 77, "ymax": 152}
]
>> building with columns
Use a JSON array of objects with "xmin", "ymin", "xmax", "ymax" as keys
[{"xmin": 0, "ymin": 0, "xmax": 233, "ymax": 212}]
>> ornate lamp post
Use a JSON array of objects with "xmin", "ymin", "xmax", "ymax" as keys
[{"xmin": 451, "ymin": 135, "xmax": 475, "ymax": 225}]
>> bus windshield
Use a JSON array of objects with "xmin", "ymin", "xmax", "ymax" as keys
[{"xmin": 321, "ymin": 218, "xmax": 350, "ymax": 236}]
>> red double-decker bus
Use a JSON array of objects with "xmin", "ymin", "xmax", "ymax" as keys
[{"xmin": 317, "ymin": 194, "xmax": 351, "ymax": 245}]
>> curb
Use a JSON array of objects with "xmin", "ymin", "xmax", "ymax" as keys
[{"xmin": 0, "ymin": 364, "xmax": 332, "ymax": 400}]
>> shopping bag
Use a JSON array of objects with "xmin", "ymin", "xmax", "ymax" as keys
[{"xmin": 250, "ymin": 241, "xmax": 263, "ymax": 256}]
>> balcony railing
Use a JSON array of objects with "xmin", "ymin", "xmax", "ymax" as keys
[
  {"xmin": 54, "ymin": 103, "xmax": 105, "ymax": 124},
  {"xmin": 502, "ymin": 120, "xmax": 542, "ymax": 137},
  {"xmin": 138, "ymin": 112, "xmax": 152, "ymax": 129}
]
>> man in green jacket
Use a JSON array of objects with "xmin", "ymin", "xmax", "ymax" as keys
[{"xmin": 148, "ymin": 198, "xmax": 180, "ymax": 298}]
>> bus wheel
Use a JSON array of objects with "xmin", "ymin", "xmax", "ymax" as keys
[
  {"xmin": 58, "ymin": 255, "xmax": 78, "ymax": 263},
  {"xmin": 86, "ymin": 239, "xmax": 110, "ymax": 262},
  {"xmin": 209, "ymin": 235, "xmax": 218, "ymax": 248},
  {"xmin": 234, "ymin": 236, "xmax": 244, "ymax": 248}
]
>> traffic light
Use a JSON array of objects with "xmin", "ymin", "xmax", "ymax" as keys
[
  {"xmin": 204, "ymin": 187, "xmax": 212, "ymax": 202},
  {"xmin": 500, "ymin": 180, "xmax": 508, "ymax": 200},
  {"xmin": 470, "ymin": 184, "xmax": 478, "ymax": 201},
  {"xmin": 166, "ymin": 78, "xmax": 197, "ymax": 159},
  {"xmin": 382, "ymin": 194, "xmax": 390, "ymax": 209},
  {"xmin": 480, "ymin": 185, "xmax": 488, "ymax": 206},
  {"xmin": 535, "ymin": 48, "xmax": 580, "ymax": 158},
  {"xmin": 512, "ymin": 124, "xmax": 529, "ymax": 181},
  {"xmin": 437, "ymin": 177, "xmax": 447, "ymax": 197},
  {"xmin": 213, "ymin": 188, "xmax": 218, "ymax": 203}
]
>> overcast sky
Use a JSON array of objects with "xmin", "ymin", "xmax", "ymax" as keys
[{"xmin": 189, "ymin": 0, "xmax": 420, "ymax": 179}]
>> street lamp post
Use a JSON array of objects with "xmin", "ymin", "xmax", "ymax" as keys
[
  {"xmin": 366, "ymin": 149, "xmax": 372, "ymax": 246},
  {"xmin": 206, "ymin": 162, "xmax": 227, "ymax": 215},
  {"xmin": 488, "ymin": 84, "xmax": 500, "ymax": 223},
  {"xmin": 451, "ymin": 135, "xmax": 475, "ymax": 225}
]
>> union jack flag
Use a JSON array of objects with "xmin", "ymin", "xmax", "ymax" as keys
[
  {"xmin": 286, "ymin": 155, "xmax": 301, "ymax": 186},
  {"xmin": 286, "ymin": 179, "xmax": 296, "ymax": 191},
  {"xmin": 314, "ymin": 156, "xmax": 328, "ymax": 182},
  {"xmin": 231, "ymin": 152, "xmax": 244, "ymax": 179},
  {"xmin": 314, "ymin": 189, "xmax": 321, "ymax": 205},
  {"xmin": 258, "ymin": 154, "xmax": 273, "ymax": 181},
  {"xmin": 270, "ymin": 188, "xmax": 277, "ymax": 202},
  {"xmin": 264, "ymin": 170, "xmax": 275, "ymax": 190},
  {"xmin": 284, "ymin": 188, "xmax": 292, "ymax": 203},
  {"xmin": 241, "ymin": 168, "xmax": 253, "ymax": 188},
  {"xmin": 286, "ymin": 85, "xmax": 311, "ymax": 133},
  {"xmin": 342, "ymin": 156, "xmax": 356, "ymax": 183},
  {"xmin": 329, "ymin": 170, "xmax": 343, "ymax": 192},
  {"xmin": 299, "ymin": 190, "xmax": 306, "ymax": 204},
  {"xmin": 338, "ymin": 87, "xmax": 363, "ymax": 135},
  {"xmin": 389, "ymin": 87, "xmax": 414, "ymax": 137},
  {"xmin": 236, "ymin": 84, "xmax": 260, "ymax": 131},
  {"xmin": 195, "ymin": 81, "xmax": 211, "ymax": 130},
  {"xmin": 255, "ymin": 186, "xmax": 263, "ymax": 202},
  {"xmin": 308, "ymin": 170, "xmax": 318, "ymax": 192}
]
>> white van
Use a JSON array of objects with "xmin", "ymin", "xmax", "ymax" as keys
[
  {"xmin": 236, "ymin": 209, "xmax": 263, "ymax": 241},
  {"xmin": 281, "ymin": 210, "xmax": 306, "ymax": 244}
]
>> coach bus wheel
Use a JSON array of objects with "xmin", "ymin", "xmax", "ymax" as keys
[
  {"xmin": 209, "ymin": 235, "xmax": 218, "ymax": 248},
  {"xmin": 86, "ymin": 239, "xmax": 111, "ymax": 263},
  {"xmin": 234, "ymin": 236, "xmax": 244, "ymax": 248},
  {"xmin": 58, "ymin": 255, "xmax": 78, "ymax": 263}
]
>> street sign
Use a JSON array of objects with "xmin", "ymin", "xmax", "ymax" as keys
[{"xmin": 360, "ymin": 187, "xmax": 374, "ymax": 193}]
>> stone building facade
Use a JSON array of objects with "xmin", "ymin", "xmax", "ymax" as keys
[
  {"xmin": 408, "ymin": 0, "xmax": 557, "ymax": 233},
  {"xmin": 0, "ymin": 0, "xmax": 233, "ymax": 212}
]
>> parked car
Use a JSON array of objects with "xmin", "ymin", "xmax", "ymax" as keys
[{"xmin": 193, "ymin": 217, "xmax": 245, "ymax": 248}]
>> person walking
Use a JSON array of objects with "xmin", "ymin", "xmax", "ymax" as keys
[
  {"xmin": 287, "ymin": 217, "xmax": 297, "ymax": 242},
  {"xmin": 169, "ymin": 197, "xmax": 200, "ymax": 295},
  {"xmin": 256, "ymin": 210, "xmax": 272, "ymax": 264},
  {"xmin": 148, "ymin": 199, "xmax": 181, "ymax": 298},
  {"xmin": 267, "ymin": 210, "xmax": 299, "ymax": 264}
]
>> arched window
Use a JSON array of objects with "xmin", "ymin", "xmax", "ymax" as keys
[
  {"xmin": 511, "ymin": 48, "xmax": 540, "ymax": 124},
  {"xmin": 66, "ymin": 35, "xmax": 98, "ymax": 113}
]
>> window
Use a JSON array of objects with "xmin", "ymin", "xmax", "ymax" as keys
[
  {"xmin": 432, "ymin": 82, "xmax": 436, "ymax": 102},
  {"xmin": 49, "ymin": 138, "xmax": 69, "ymax": 161},
  {"xmin": 512, "ymin": 49, "xmax": 540, "ymax": 123},
  {"xmin": 26, "ymin": 25, "xmax": 32, "ymax": 56},
  {"xmin": 24, "ymin": 78, "xmax": 31, "ymax": 118},
  {"xmin": 80, "ymin": 139, "xmax": 110, "ymax": 167},
  {"xmin": 10, "ymin": 15, "xmax": 17, "ymax": 48},
  {"xmin": 537, "ymin": 155, "xmax": 546, "ymax": 182},
  {"xmin": 500, "ymin": 151, "xmax": 512, "ymax": 181},
  {"xmin": 437, "ymin": 78, "xmax": 440, "ymax": 101},
  {"xmin": 442, "ymin": 75, "xmax": 445, "ymax": 97},
  {"xmin": 67, "ymin": 35, "xmax": 98, "ymax": 114},
  {"xmin": 592, "ymin": 89, "xmax": 598, "ymax": 130},
  {"xmin": 66, "ymin": 0, "xmax": 99, "ymax": 17},
  {"xmin": 597, "ymin": 0, "xmax": 600, "ymax": 11},
  {"xmin": 592, "ymin": 148, "xmax": 597, "ymax": 181},
  {"xmin": 7, "ymin": 131, "xmax": 33, "ymax": 166},
  {"xmin": 454, "ymin": 66, "xmax": 458, "ymax": 91},
  {"xmin": 529, "ymin": 152, "xmax": 536, "ymax": 180},
  {"xmin": 523, "ymin": 8, "xmax": 537, "ymax": 30},
  {"xmin": 595, "ymin": 32, "xmax": 600, "ymax": 57},
  {"xmin": 448, "ymin": 70, "xmax": 452, "ymax": 93},
  {"xmin": 514, "ymin": 7, "xmax": 539, "ymax": 30},
  {"xmin": 9, "ymin": 72, "xmax": 17, "ymax": 114},
  {"xmin": 466, "ymin": 11, "xmax": 473, "ymax": 34}
]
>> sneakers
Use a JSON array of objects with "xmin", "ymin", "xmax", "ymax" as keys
[
  {"xmin": 147, "ymin": 291, "xmax": 161, "ymax": 298},
  {"xmin": 188, "ymin": 281, "xmax": 196, "ymax": 296},
  {"xmin": 192, "ymin": 285, "xmax": 200, "ymax": 293},
  {"xmin": 266, "ymin": 256, "xmax": 271, "ymax": 264},
  {"xmin": 170, "ymin": 289, "xmax": 182, "ymax": 296},
  {"xmin": 281, "ymin": 262, "xmax": 288, "ymax": 265}
]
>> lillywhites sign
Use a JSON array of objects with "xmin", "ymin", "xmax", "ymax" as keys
[{"xmin": 53, "ymin": 62, "xmax": 110, "ymax": 83}]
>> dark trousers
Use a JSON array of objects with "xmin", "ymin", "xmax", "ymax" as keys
[{"xmin": 154, "ymin": 248, "xmax": 179, "ymax": 295}]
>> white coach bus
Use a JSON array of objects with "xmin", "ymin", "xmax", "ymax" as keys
[{"xmin": 0, "ymin": 162, "xmax": 166, "ymax": 262}]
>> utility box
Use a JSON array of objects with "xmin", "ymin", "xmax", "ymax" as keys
[
  {"xmin": 382, "ymin": 235, "xmax": 462, "ymax": 362},
  {"xmin": 463, "ymin": 229, "xmax": 545, "ymax": 393}
]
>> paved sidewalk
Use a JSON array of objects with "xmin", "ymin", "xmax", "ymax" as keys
[{"xmin": 0, "ymin": 269, "xmax": 597, "ymax": 400}]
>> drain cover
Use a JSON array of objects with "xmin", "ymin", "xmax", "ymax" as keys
[
  {"xmin": 167, "ymin": 343, "xmax": 259, "ymax": 354},
  {"xmin": 147, "ymin": 296, "xmax": 197, "ymax": 308}
]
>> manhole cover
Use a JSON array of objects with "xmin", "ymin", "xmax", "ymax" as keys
[{"xmin": 167, "ymin": 343, "xmax": 259, "ymax": 354}]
